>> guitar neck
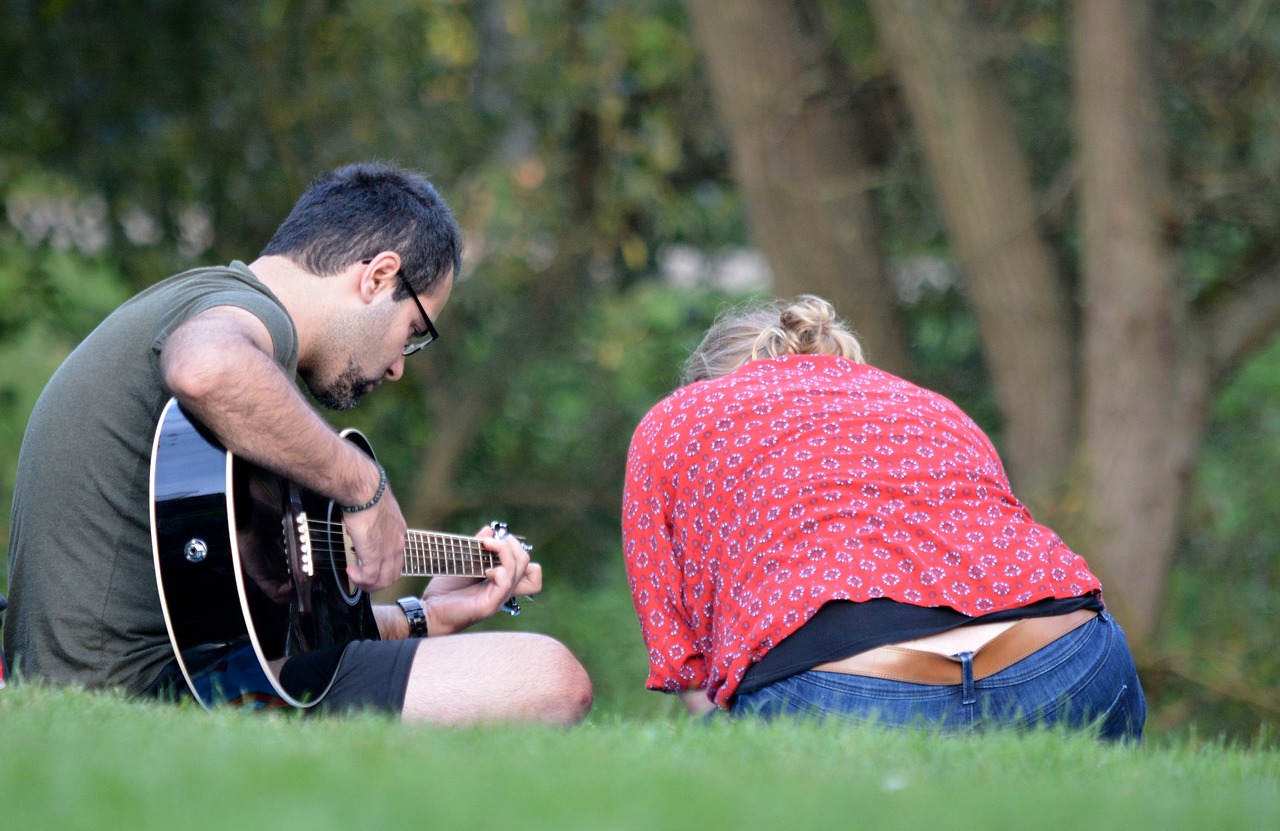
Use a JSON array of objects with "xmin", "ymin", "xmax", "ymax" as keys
[{"xmin": 403, "ymin": 530, "xmax": 497, "ymax": 579}]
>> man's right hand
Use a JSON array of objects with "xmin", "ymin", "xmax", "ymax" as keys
[{"xmin": 341, "ymin": 482, "xmax": 407, "ymax": 592}]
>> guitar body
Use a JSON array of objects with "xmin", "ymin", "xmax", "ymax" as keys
[{"xmin": 150, "ymin": 399, "xmax": 378, "ymax": 709}]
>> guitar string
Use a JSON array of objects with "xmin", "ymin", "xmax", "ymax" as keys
[
  {"xmin": 299, "ymin": 550, "xmax": 496, "ymax": 574},
  {"xmin": 299, "ymin": 541, "xmax": 496, "ymax": 572},
  {"xmin": 296, "ymin": 550, "xmax": 495, "ymax": 574},
  {"xmin": 293, "ymin": 517, "xmax": 498, "ymax": 574}
]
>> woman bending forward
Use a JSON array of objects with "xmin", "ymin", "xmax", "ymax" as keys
[{"xmin": 622, "ymin": 295, "xmax": 1145, "ymax": 740}]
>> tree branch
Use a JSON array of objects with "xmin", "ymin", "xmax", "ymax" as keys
[
  {"xmin": 1198, "ymin": 247, "xmax": 1280, "ymax": 379},
  {"xmin": 1146, "ymin": 651, "xmax": 1280, "ymax": 721}
]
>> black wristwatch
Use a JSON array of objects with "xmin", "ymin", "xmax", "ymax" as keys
[{"xmin": 396, "ymin": 596, "xmax": 428, "ymax": 638}]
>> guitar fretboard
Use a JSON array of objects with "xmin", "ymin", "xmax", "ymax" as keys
[{"xmin": 404, "ymin": 530, "xmax": 496, "ymax": 578}]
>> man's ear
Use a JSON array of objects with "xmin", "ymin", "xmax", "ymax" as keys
[{"xmin": 357, "ymin": 252, "xmax": 402, "ymax": 304}]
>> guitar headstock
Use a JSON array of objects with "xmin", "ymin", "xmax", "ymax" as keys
[
  {"xmin": 489, "ymin": 520, "xmax": 531, "ymax": 616},
  {"xmin": 488, "ymin": 520, "xmax": 533, "ymax": 552}
]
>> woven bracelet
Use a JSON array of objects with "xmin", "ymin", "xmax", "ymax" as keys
[{"xmin": 342, "ymin": 463, "xmax": 387, "ymax": 513}]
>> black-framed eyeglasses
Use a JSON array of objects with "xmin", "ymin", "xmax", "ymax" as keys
[
  {"xmin": 362, "ymin": 259, "xmax": 439, "ymax": 355},
  {"xmin": 398, "ymin": 272, "xmax": 439, "ymax": 356}
]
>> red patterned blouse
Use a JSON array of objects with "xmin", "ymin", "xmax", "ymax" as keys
[{"xmin": 622, "ymin": 355, "xmax": 1102, "ymax": 706}]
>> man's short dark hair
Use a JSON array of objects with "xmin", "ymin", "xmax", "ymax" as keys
[{"xmin": 260, "ymin": 161, "xmax": 462, "ymax": 298}]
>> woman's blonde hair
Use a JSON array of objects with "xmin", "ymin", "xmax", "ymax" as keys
[{"xmin": 681, "ymin": 294, "xmax": 865, "ymax": 384}]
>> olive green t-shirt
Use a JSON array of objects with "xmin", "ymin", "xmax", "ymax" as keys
[{"xmin": 4, "ymin": 262, "xmax": 298, "ymax": 694}]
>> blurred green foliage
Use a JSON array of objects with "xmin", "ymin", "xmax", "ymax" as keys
[
  {"xmin": 1161, "ymin": 332, "xmax": 1280, "ymax": 735},
  {"xmin": 0, "ymin": 235, "xmax": 134, "ymax": 569}
]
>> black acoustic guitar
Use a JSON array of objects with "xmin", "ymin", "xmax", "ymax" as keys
[{"xmin": 149, "ymin": 398, "xmax": 517, "ymax": 709}]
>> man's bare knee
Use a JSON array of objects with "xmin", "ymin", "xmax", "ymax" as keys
[
  {"xmin": 401, "ymin": 631, "xmax": 592, "ymax": 725},
  {"xmin": 525, "ymin": 635, "xmax": 593, "ymax": 724}
]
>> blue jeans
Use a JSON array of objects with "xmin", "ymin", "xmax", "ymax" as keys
[{"xmin": 730, "ymin": 611, "xmax": 1146, "ymax": 742}]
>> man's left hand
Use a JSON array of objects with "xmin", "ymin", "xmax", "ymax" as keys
[{"xmin": 419, "ymin": 524, "xmax": 542, "ymax": 636}]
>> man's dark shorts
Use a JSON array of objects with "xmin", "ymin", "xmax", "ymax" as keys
[{"xmin": 144, "ymin": 638, "xmax": 419, "ymax": 716}]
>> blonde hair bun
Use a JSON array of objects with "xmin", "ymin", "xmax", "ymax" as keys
[{"xmin": 682, "ymin": 294, "xmax": 865, "ymax": 384}]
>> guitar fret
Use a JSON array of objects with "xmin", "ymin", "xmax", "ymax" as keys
[{"xmin": 398, "ymin": 530, "xmax": 492, "ymax": 578}]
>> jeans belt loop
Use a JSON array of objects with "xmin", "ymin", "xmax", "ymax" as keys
[{"xmin": 958, "ymin": 651, "xmax": 977, "ymax": 705}]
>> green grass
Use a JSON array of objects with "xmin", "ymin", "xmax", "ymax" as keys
[
  {"xmin": 5, "ymin": 567, "xmax": 1280, "ymax": 827},
  {"xmin": 2, "ymin": 683, "xmax": 1278, "ymax": 831}
]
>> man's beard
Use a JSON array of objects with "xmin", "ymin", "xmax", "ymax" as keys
[
  {"xmin": 305, "ymin": 306, "xmax": 391, "ymax": 410},
  {"xmin": 306, "ymin": 358, "xmax": 379, "ymax": 411}
]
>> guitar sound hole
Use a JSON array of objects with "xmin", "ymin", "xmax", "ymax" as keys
[{"xmin": 324, "ymin": 502, "xmax": 363, "ymax": 606}]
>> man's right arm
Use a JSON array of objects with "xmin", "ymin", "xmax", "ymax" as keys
[{"xmin": 158, "ymin": 305, "xmax": 406, "ymax": 590}]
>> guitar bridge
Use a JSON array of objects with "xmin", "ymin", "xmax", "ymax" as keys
[{"xmin": 295, "ymin": 511, "xmax": 314, "ymax": 576}]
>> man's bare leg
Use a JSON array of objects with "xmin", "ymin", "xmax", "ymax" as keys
[{"xmin": 400, "ymin": 631, "xmax": 592, "ymax": 725}]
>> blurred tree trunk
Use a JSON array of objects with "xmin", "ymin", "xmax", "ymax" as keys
[
  {"xmin": 683, "ymin": 0, "xmax": 910, "ymax": 374},
  {"xmin": 1071, "ymin": 0, "xmax": 1205, "ymax": 641},
  {"xmin": 691, "ymin": 0, "xmax": 1280, "ymax": 645},
  {"xmin": 866, "ymin": 0, "xmax": 1078, "ymax": 507},
  {"xmin": 873, "ymin": 0, "xmax": 1280, "ymax": 644}
]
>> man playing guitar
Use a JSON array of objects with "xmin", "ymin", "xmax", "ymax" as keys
[{"xmin": 3, "ymin": 162, "xmax": 592, "ymax": 723}]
